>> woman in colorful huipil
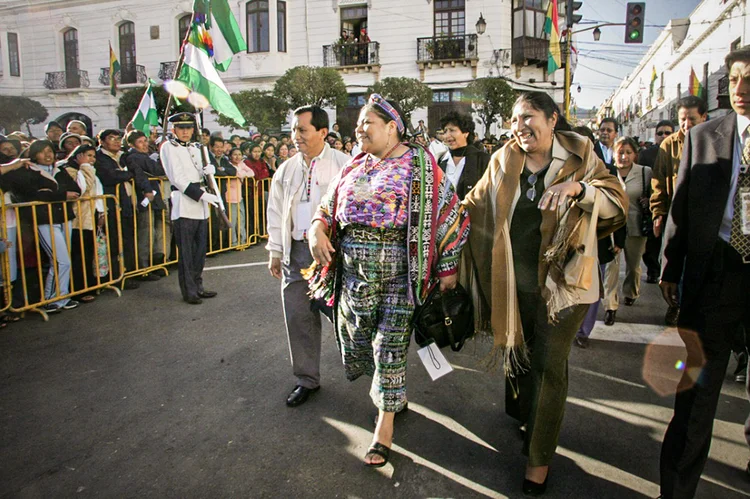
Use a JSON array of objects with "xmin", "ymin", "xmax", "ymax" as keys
[{"xmin": 308, "ymin": 94, "xmax": 470, "ymax": 468}]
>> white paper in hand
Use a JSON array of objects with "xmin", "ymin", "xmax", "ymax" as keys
[{"xmin": 417, "ymin": 342, "xmax": 453, "ymax": 381}]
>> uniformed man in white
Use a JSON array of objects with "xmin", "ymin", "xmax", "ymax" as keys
[
  {"xmin": 267, "ymin": 105, "xmax": 349, "ymax": 407},
  {"xmin": 161, "ymin": 113, "xmax": 220, "ymax": 304}
]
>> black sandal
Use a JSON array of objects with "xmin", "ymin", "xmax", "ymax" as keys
[{"xmin": 364, "ymin": 442, "xmax": 390, "ymax": 468}]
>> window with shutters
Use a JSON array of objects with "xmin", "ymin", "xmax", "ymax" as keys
[
  {"xmin": 119, "ymin": 22, "xmax": 137, "ymax": 84},
  {"xmin": 63, "ymin": 29, "xmax": 80, "ymax": 87},
  {"xmin": 247, "ymin": 0, "xmax": 269, "ymax": 53},
  {"xmin": 8, "ymin": 33, "xmax": 20, "ymax": 77},
  {"xmin": 277, "ymin": 1, "xmax": 287, "ymax": 52}
]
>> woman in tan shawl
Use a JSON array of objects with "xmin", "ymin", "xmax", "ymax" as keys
[{"xmin": 463, "ymin": 92, "xmax": 627, "ymax": 495}]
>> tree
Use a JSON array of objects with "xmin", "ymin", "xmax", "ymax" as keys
[
  {"xmin": 368, "ymin": 77, "xmax": 432, "ymax": 131},
  {"xmin": 212, "ymin": 89, "xmax": 288, "ymax": 132},
  {"xmin": 0, "ymin": 95, "xmax": 48, "ymax": 135},
  {"xmin": 116, "ymin": 84, "xmax": 194, "ymax": 128},
  {"xmin": 273, "ymin": 66, "xmax": 348, "ymax": 110},
  {"xmin": 464, "ymin": 77, "xmax": 516, "ymax": 139}
]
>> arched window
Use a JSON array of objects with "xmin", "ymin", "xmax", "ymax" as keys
[
  {"xmin": 246, "ymin": 1, "xmax": 269, "ymax": 53},
  {"xmin": 63, "ymin": 28, "xmax": 80, "ymax": 87},
  {"xmin": 119, "ymin": 21, "xmax": 137, "ymax": 84},
  {"xmin": 178, "ymin": 14, "xmax": 192, "ymax": 50}
]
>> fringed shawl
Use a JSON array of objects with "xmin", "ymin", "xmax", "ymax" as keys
[{"xmin": 462, "ymin": 131, "xmax": 627, "ymax": 375}]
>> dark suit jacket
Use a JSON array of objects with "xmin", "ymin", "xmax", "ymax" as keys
[
  {"xmin": 594, "ymin": 141, "xmax": 615, "ymax": 168},
  {"xmin": 638, "ymin": 144, "xmax": 659, "ymax": 168},
  {"xmin": 662, "ymin": 112, "xmax": 736, "ymax": 316},
  {"xmin": 437, "ymin": 144, "xmax": 490, "ymax": 200},
  {"xmin": 598, "ymin": 162, "xmax": 627, "ymax": 264}
]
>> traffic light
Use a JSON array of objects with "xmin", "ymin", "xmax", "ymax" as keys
[
  {"xmin": 625, "ymin": 2, "xmax": 645, "ymax": 44},
  {"xmin": 566, "ymin": 0, "xmax": 583, "ymax": 28}
]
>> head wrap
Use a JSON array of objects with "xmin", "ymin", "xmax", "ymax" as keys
[{"xmin": 368, "ymin": 93, "xmax": 405, "ymax": 134}]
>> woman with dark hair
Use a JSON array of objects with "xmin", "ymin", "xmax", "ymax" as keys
[
  {"xmin": 4, "ymin": 140, "xmax": 82, "ymax": 313},
  {"xmin": 275, "ymin": 143, "xmax": 290, "ymax": 163},
  {"xmin": 262, "ymin": 143, "xmax": 278, "ymax": 175},
  {"xmin": 601, "ymin": 137, "xmax": 651, "ymax": 325},
  {"xmin": 64, "ymin": 144, "xmax": 105, "ymax": 303},
  {"xmin": 463, "ymin": 92, "xmax": 627, "ymax": 494},
  {"xmin": 308, "ymin": 94, "xmax": 470, "ymax": 468},
  {"xmin": 437, "ymin": 110, "xmax": 490, "ymax": 201}
]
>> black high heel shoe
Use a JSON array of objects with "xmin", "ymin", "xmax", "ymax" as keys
[{"xmin": 522, "ymin": 475, "xmax": 548, "ymax": 496}]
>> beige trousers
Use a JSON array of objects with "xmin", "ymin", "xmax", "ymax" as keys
[{"xmin": 602, "ymin": 236, "xmax": 648, "ymax": 310}]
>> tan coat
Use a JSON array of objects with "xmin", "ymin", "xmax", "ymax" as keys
[
  {"xmin": 462, "ymin": 131, "xmax": 627, "ymax": 371},
  {"xmin": 649, "ymin": 130, "xmax": 684, "ymax": 218}
]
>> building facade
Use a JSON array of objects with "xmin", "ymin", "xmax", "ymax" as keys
[
  {"xmin": 0, "ymin": 0, "xmax": 566, "ymax": 138},
  {"xmin": 595, "ymin": 0, "xmax": 742, "ymax": 142}
]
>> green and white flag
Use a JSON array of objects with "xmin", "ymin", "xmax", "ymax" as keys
[
  {"xmin": 131, "ymin": 79, "xmax": 160, "ymax": 133},
  {"xmin": 193, "ymin": 0, "xmax": 247, "ymax": 72},
  {"xmin": 177, "ymin": 42, "xmax": 246, "ymax": 126}
]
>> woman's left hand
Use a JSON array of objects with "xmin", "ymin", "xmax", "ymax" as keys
[
  {"xmin": 439, "ymin": 274, "xmax": 458, "ymax": 292},
  {"xmin": 538, "ymin": 181, "xmax": 583, "ymax": 211}
]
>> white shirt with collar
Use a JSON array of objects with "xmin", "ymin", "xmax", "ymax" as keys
[
  {"xmin": 444, "ymin": 154, "xmax": 466, "ymax": 190},
  {"xmin": 599, "ymin": 142, "xmax": 614, "ymax": 164},
  {"xmin": 719, "ymin": 113, "xmax": 750, "ymax": 241},
  {"xmin": 266, "ymin": 143, "xmax": 349, "ymax": 265}
]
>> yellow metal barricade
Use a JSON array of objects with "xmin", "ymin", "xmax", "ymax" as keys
[
  {"xmin": 0, "ymin": 190, "xmax": 12, "ymax": 313},
  {"xmin": 207, "ymin": 176, "xmax": 260, "ymax": 255},
  {"xmin": 7, "ymin": 194, "xmax": 124, "ymax": 321},
  {"xmin": 250, "ymin": 178, "xmax": 271, "ymax": 244},
  {"xmin": 122, "ymin": 177, "xmax": 180, "ymax": 287}
]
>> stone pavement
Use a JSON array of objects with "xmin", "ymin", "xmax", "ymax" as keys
[{"xmin": 1, "ymin": 246, "xmax": 749, "ymax": 498}]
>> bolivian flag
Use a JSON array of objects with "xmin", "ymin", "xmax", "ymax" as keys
[
  {"xmin": 689, "ymin": 67, "xmax": 705, "ymax": 98},
  {"xmin": 544, "ymin": 0, "xmax": 561, "ymax": 74},
  {"xmin": 109, "ymin": 43, "xmax": 120, "ymax": 97}
]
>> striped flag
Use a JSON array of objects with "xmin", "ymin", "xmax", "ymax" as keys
[
  {"xmin": 688, "ymin": 67, "xmax": 705, "ymax": 98},
  {"xmin": 131, "ymin": 79, "xmax": 160, "ymax": 134},
  {"xmin": 191, "ymin": 0, "xmax": 247, "ymax": 72},
  {"xmin": 543, "ymin": 0, "xmax": 561, "ymax": 74},
  {"xmin": 177, "ymin": 42, "xmax": 246, "ymax": 126},
  {"xmin": 109, "ymin": 43, "xmax": 120, "ymax": 97},
  {"xmin": 649, "ymin": 66, "xmax": 657, "ymax": 97}
]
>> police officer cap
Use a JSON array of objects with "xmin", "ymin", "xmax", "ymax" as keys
[{"xmin": 168, "ymin": 112, "xmax": 196, "ymax": 128}]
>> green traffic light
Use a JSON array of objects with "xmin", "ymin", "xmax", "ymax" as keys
[{"xmin": 629, "ymin": 30, "xmax": 641, "ymax": 40}]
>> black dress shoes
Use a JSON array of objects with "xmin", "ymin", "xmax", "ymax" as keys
[
  {"xmin": 604, "ymin": 310, "xmax": 616, "ymax": 326},
  {"xmin": 522, "ymin": 476, "xmax": 548, "ymax": 496},
  {"xmin": 185, "ymin": 297, "xmax": 203, "ymax": 305},
  {"xmin": 624, "ymin": 297, "xmax": 636, "ymax": 306},
  {"xmin": 199, "ymin": 290, "xmax": 218, "ymax": 298},
  {"xmin": 286, "ymin": 385, "xmax": 319, "ymax": 407}
]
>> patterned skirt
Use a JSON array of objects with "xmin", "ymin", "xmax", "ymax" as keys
[{"xmin": 336, "ymin": 225, "xmax": 414, "ymax": 412}]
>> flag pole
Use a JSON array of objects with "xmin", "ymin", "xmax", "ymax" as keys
[{"xmin": 161, "ymin": 10, "xmax": 197, "ymax": 139}]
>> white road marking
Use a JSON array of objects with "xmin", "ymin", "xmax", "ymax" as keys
[
  {"xmin": 589, "ymin": 321, "xmax": 684, "ymax": 346},
  {"xmin": 204, "ymin": 262, "xmax": 267, "ymax": 271}
]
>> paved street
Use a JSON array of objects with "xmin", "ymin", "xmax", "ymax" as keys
[{"xmin": 2, "ymin": 245, "xmax": 750, "ymax": 499}]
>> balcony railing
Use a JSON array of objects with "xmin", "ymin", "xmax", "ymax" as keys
[
  {"xmin": 44, "ymin": 70, "xmax": 90, "ymax": 90},
  {"xmin": 717, "ymin": 74, "xmax": 730, "ymax": 109},
  {"xmin": 323, "ymin": 42, "xmax": 380, "ymax": 68},
  {"xmin": 417, "ymin": 34, "xmax": 478, "ymax": 63},
  {"xmin": 158, "ymin": 61, "xmax": 179, "ymax": 80},
  {"xmin": 99, "ymin": 64, "xmax": 147, "ymax": 86}
]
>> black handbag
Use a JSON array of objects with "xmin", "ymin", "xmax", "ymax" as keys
[
  {"xmin": 639, "ymin": 167, "xmax": 654, "ymax": 237},
  {"xmin": 412, "ymin": 283, "xmax": 475, "ymax": 351}
]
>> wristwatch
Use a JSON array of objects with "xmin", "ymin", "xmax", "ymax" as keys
[{"xmin": 573, "ymin": 182, "xmax": 587, "ymax": 202}]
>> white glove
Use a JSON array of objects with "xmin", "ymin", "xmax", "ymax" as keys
[
  {"xmin": 201, "ymin": 193, "xmax": 220, "ymax": 207},
  {"xmin": 203, "ymin": 164, "xmax": 216, "ymax": 176}
]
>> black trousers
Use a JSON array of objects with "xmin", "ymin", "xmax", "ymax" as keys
[
  {"xmin": 69, "ymin": 228, "xmax": 96, "ymax": 296},
  {"xmin": 173, "ymin": 218, "xmax": 208, "ymax": 301},
  {"xmin": 660, "ymin": 240, "xmax": 750, "ymax": 498},
  {"xmin": 107, "ymin": 214, "xmax": 135, "ymax": 279},
  {"xmin": 643, "ymin": 232, "xmax": 662, "ymax": 279}
]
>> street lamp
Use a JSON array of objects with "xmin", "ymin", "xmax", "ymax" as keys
[
  {"xmin": 476, "ymin": 13, "xmax": 487, "ymax": 35},
  {"xmin": 593, "ymin": 27, "xmax": 601, "ymax": 41}
]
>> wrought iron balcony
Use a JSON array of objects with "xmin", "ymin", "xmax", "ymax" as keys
[
  {"xmin": 99, "ymin": 64, "xmax": 147, "ymax": 86},
  {"xmin": 158, "ymin": 61, "xmax": 179, "ymax": 80},
  {"xmin": 323, "ymin": 41, "xmax": 380, "ymax": 68},
  {"xmin": 417, "ymin": 34, "xmax": 478, "ymax": 63},
  {"xmin": 717, "ymin": 74, "xmax": 731, "ymax": 110},
  {"xmin": 44, "ymin": 70, "xmax": 90, "ymax": 90}
]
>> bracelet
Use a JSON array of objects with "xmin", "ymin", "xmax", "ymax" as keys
[{"xmin": 574, "ymin": 182, "xmax": 587, "ymax": 202}]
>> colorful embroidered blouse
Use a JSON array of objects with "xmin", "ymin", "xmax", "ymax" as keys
[{"xmin": 336, "ymin": 149, "xmax": 414, "ymax": 229}]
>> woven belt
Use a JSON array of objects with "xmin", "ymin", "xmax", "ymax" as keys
[{"xmin": 344, "ymin": 225, "xmax": 406, "ymax": 242}]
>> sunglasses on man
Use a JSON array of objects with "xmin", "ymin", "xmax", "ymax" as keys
[{"xmin": 655, "ymin": 130, "xmax": 673, "ymax": 136}]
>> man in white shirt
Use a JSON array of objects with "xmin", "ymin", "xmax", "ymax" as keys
[{"xmin": 266, "ymin": 106, "xmax": 349, "ymax": 407}]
